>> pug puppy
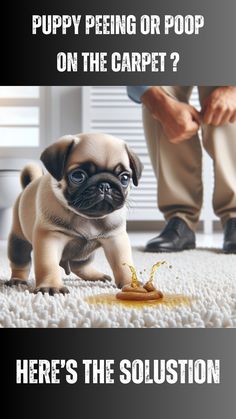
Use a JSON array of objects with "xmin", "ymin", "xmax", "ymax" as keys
[{"xmin": 6, "ymin": 133, "xmax": 143, "ymax": 294}]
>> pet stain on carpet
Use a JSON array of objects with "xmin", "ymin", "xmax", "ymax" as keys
[
  {"xmin": 116, "ymin": 260, "xmax": 166, "ymax": 302},
  {"xmin": 86, "ymin": 293, "xmax": 192, "ymax": 308}
]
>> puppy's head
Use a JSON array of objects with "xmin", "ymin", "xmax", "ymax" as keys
[{"xmin": 40, "ymin": 133, "xmax": 143, "ymax": 218}]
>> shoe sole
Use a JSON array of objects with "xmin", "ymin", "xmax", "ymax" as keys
[{"xmin": 144, "ymin": 244, "xmax": 196, "ymax": 253}]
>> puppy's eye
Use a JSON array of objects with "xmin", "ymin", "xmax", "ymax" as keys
[
  {"xmin": 69, "ymin": 170, "xmax": 87, "ymax": 184},
  {"xmin": 119, "ymin": 172, "xmax": 130, "ymax": 187}
]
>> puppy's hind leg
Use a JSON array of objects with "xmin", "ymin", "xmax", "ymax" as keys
[
  {"xmin": 70, "ymin": 257, "xmax": 112, "ymax": 283},
  {"xmin": 6, "ymin": 232, "xmax": 32, "ymax": 287},
  {"xmin": 5, "ymin": 195, "xmax": 32, "ymax": 287}
]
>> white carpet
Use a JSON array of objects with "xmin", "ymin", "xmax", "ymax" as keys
[{"xmin": 0, "ymin": 244, "xmax": 236, "ymax": 328}]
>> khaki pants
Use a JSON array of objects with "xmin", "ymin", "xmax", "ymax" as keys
[{"xmin": 142, "ymin": 86, "xmax": 236, "ymax": 231}]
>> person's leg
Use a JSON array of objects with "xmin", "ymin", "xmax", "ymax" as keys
[
  {"xmin": 199, "ymin": 86, "xmax": 236, "ymax": 222},
  {"xmin": 142, "ymin": 86, "xmax": 203, "ymax": 232},
  {"xmin": 199, "ymin": 86, "xmax": 236, "ymax": 252}
]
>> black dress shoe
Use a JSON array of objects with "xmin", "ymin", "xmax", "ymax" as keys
[
  {"xmin": 223, "ymin": 218, "xmax": 236, "ymax": 253},
  {"xmin": 145, "ymin": 217, "xmax": 196, "ymax": 252}
]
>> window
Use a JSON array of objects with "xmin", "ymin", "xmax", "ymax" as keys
[{"xmin": 0, "ymin": 87, "xmax": 43, "ymax": 147}]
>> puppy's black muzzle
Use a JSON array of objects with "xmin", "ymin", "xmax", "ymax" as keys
[{"xmin": 66, "ymin": 173, "xmax": 127, "ymax": 217}]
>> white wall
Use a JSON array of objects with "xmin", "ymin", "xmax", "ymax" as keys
[{"xmin": 50, "ymin": 86, "xmax": 83, "ymax": 141}]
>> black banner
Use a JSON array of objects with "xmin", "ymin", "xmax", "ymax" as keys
[
  {"xmin": 1, "ymin": 0, "xmax": 236, "ymax": 85},
  {"xmin": 2, "ymin": 329, "xmax": 236, "ymax": 419}
]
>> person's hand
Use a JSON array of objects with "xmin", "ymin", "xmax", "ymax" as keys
[
  {"xmin": 202, "ymin": 86, "xmax": 236, "ymax": 126},
  {"xmin": 141, "ymin": 87, "xmax": 200, "ymax": 144}
]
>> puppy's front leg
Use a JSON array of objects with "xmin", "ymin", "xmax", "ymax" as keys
[
  {"xmin": 33, "ymin": 227, "xmax": 69, "ymax": 295},
  {"xmin": 100, "ymin": 232, "xmax": 133, "ymax": 288}
]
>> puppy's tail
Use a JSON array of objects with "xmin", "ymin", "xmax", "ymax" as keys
[{"xmin": 20, "ymin": 163, "xmax": 43, "ymax": 189}]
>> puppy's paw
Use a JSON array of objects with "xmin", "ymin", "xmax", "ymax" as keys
[
  {"xmin": 80, "ymin": 273, "xmax": 112, "ymax": 283},
  {"xmin": 34, "ymin": 286, "xmax": 69, "ymax": 296},
  {"xmin": 101, "ymin": 274, "xmax": 112, "ymax": 283},
  {"xmin": 117, "ymin": 281, "xmax": 132, "ymax": 289},
  {"xmin": 5, "ymin": 278, "xmax": 28, "ymax": 287},
  {"xmin": 89, "ymin": 274, "xmax": 112, "ymax": 283}
]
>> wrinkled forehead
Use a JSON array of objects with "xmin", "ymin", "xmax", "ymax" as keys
[{"xmin": 66, "ymin": 134, "xmax": 130, "ymax": 171}]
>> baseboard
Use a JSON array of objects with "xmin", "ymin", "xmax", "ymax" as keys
[
  {"xmin": 213, "ymin": 221, "xmax": 222, "ymax": 231},
  {"xmin": 127, "ymin": 220, "xmax": 203, "ymax": 232},
  {"xmin": 127, "ymin": 220, "xmax": 224, "ymax": 233}
]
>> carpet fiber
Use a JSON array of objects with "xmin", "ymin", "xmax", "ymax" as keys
[{"xmin": 0, "ymin": 245, "xmax": 236, "ymax": 328}]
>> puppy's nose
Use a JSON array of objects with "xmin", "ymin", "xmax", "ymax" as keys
[{"xmin": 98, "ymin": 182, "xmax": 111, "ymax": 193}]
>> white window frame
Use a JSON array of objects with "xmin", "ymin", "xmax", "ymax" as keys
[{"xmin": 0, "ymin": 86, "xmax": 50, "ymax": 159}]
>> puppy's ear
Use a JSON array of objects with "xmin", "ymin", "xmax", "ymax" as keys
[
  {"xmin": 40, "ymin": 138, "xmax": 75, "ymax": 181},
  {"xmin": 125, "ymin": 145, "xmax": 143, "ymax": 186}
]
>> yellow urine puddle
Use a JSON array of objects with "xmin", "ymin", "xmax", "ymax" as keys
[
  {"xmin": 86, "ymin": 293, "xmax": 192, "ymax": 309},
  {"xmin": 86, "ymin": 260, "xmax": 193, "ymax": 309}
]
